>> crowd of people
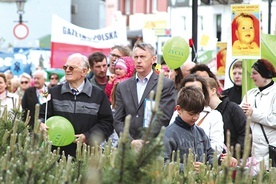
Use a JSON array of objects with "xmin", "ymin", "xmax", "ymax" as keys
[{"xmin": 0, "ymin": 42, "xmax": 275, "ymax": 175}]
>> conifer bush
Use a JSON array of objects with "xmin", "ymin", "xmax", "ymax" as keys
[{"xmin": 0, "ymin": 77, "xmax": 275, "ymax": 183}]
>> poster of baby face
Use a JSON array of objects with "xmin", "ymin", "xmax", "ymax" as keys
[
  {"xmin": 231, "ymin": 4, "xmax": 261, "ymax": 59},
  {"xmin": 216, "ymin": 42, "xmax": 227, "ymax": 77}
]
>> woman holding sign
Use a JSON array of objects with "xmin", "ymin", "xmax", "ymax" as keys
[{"xmin": 241, "ymin": 59, "xmax": 276, "ymax": 170}]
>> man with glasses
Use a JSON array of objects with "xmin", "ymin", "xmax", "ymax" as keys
[
  {"xmin": 48, "ymin": 73, "xmax": 59, "ymax": 88},
  {"xmin": 107, "ymin": 45, "xmax": 132, "ymax": 76},
  {"xmin": 114, "ymin": 43, "xmax": 175, "ymax": 146},
  {"xmin": 39, "ymin": 53, "xmax": 113, "ymax": 158}
]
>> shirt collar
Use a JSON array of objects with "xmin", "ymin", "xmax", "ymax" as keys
[
  {"xmin": 136, "ymin": 70, "xmax": 153, "ymax": 82},
  {"xmin": 69, "ymin": 80, "xmax": 85, "ymax": 93}
]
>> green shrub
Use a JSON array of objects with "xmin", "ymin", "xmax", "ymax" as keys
[{"xmin": 0, "ymin": 78, "xmax": 275, "ymax": 183}]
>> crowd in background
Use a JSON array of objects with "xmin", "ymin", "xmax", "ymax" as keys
[{"xmin": 0, "ymin": 42, "xmax": 275, "ymax": 175}]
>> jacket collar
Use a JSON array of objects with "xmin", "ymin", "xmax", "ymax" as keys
[
  {"xmin": 61, "ymin": 78, "xmax": 92, "ymax": 97},
  {"xmin": 216, "ymin": 96, "xmax": 229, "ymax": 114}
]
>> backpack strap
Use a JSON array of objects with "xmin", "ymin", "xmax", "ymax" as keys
[{"xmin": 197, "ymin": 111, "xmax": 209, "ymax": 127}]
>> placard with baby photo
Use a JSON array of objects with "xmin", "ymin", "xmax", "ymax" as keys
[{"xmin": 231, "ymin": 4, "xmax": 261, "ymax": 59}]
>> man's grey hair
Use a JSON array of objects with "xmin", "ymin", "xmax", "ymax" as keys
[
  {"xmin": 33, "ymin": 69, "xmax": 47, "ymax": 79},
  {"xmin": 68, "ymin": 53, "xmax": 90, "ymax": 69},
  {"xmin": 133, "ymin": 43, "xmax": 156, "ymax": 56}
]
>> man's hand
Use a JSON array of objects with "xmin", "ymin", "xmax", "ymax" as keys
[
  {"xmin": 39, "ymin": 123, "xmax": 49, "ymax": 134},
  {"xmin": 193, "ymin": 162, "xmax": 203, "ymax": 173},
  {"xmin": 74, "ymin": 134, "xmax": 87, "ymax": 144},
  {"xmin": 131, "ymin": 139, "xmax": 144, "ymax": 153},
  {"xmin": 220, "ymin": 153, "xmax": 238, "ymax": 167}
]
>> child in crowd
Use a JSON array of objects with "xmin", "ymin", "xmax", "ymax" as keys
[
  {"xmin": 105, "ymin": 56, "xmax": 135, "ymax": 106},
  {"xmin": 232, "ymin": 13, "xmax": 259, "ymax": 51},
  {"xmin": 163, "ymin": 86, "xmax": 214, "ymax": 172},
  {"xmin": 222, "ymin": 60, "xmax": 243, "ymax": 104},
  {"xmin": 169, "ymin": 74, "xmax": 225, "ymax": 154}
]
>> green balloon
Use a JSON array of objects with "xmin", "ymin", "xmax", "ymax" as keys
[
  {"xmin": 46, "ymin": 116, "xmax": 75, "ymax": 147},
  {"xmin": 163, "ymin": 36, "xmax": 190, "ymax": 69}
]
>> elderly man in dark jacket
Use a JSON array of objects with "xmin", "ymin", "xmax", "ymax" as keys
[{"xmin": 40, "ymin": 53, "xmax": 114, "ymax": 158}]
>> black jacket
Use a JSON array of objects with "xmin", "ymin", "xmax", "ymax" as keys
[
  {"xmin": 40, "ymin": 79, "xmax": 114, "ymax": 157},
  {"xmin": 221, "ymin": 84, "xmax": 242, "ymax": 104},
  {"xmin": 216, "ymin": 97, "xmax": 247, "ymax": 158},
  {"xmin": 22, "ymin": 86, "xmax": 46, "ymax": 129}
]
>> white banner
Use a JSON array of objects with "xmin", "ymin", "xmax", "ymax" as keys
[
  {"xmin": 51, "ymin": 14, "xmax": 127, "ymax": 48},
  {"xmin": 51, "ymin": 14, "xmax": 127, "ymax": 68}
]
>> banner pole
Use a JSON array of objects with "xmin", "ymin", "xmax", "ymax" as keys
[{"xmin": 244, "ymin": 59, "xmax": 248, "ymax": 103}]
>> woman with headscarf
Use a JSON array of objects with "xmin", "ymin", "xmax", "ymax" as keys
[{"xmin": 241, "ymin": 59, "xmax": 276, "ymax": 171}]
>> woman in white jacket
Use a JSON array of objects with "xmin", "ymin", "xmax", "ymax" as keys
[
  {"xmin": 241, "ymin": 59, "xmax": 276, "ymax": 171},
  {"xmin": 170, "ymin": 74, "xmax": 224, "ymax": 154},
  {"xmin": 0, "ymin": 73, "xmax": 19, "ymax": 116}
]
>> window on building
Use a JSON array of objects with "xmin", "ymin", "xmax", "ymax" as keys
[
  {"xmin": 183, "ymin": 16, "xmax": 186, "ymax": 31},
  {"xmin": 201, "ymin": 0, "xmax": 210, "ymax": 5},
  {"xmin": 216, "ymin": 14, "xmax": 222, "ymax": 41},
  {"xmin": 125, "ymin": 0, "xmax": 130, "ymax": 15},
  {"xmin": 199, "ymin": 16, "xmax": 203, "ymax": 30},
  {"xmin": 152, "ymin": 0, "xmax": 157, "ymax": 12}
]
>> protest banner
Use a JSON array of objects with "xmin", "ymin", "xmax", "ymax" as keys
[{"xmin": 51, "ymin": 14, "xmax": 128, "ymax": 68}]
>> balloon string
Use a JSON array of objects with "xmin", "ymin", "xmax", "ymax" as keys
[{"xmin": 45, "ymin": 101, "xmax": 48, "ymax": 123}]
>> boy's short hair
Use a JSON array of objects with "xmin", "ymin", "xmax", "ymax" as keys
[{"xmin": 177, "ymin": 86, "xmax": 205, "ymax": 114}]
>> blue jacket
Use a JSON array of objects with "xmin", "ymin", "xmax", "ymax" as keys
[{"xmin": 163, "ymin": 116, "xmax": 214, "ymax": 165}]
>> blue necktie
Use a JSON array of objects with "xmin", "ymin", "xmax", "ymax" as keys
[{"xmin": 71, "ymin": 89, "xmax": 78, "ymax": 99}]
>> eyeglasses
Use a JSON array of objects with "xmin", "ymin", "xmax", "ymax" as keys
[
  {"xmin": 110, "ymin": 53, "xmax": 121, "ymax": 59},
  {"xmin": 21, "ymin": 81, "xmax": 29, "ymax": 84},
  {"xmin": 50, "ymin": 77, "xmax": 58, "ymax": 80},
  {"xmin": 63, "ymin": 65, "xmax": 77, "ymax": 71}
]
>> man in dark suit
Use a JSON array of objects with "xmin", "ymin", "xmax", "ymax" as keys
[
  {"xmin": 22, "ymin": 69, "xmax": 47, "ymax": 129},
  {"xmin": 114, "ymin": 43, "xmax": 176, "ymax": 144}
]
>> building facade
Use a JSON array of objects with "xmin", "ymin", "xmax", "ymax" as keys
[{"xmin": 0, "ymin": 0, "xmax": 275, "ymax": 52}]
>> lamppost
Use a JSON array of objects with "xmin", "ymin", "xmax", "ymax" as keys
[
  {"xmin": 191, "ymin": 0, "xmax": 198, "ymax": 63},
  {"xmin": 268, "ymin": 0, "xmax": 273, "ymax": 34},
  {"xmin": 13, "ymin": 0, "xmax": 29, "ymax": 40},
  {"xmin": 15, "ymin": 0, "xmax": 26, "ymax": 24}
]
